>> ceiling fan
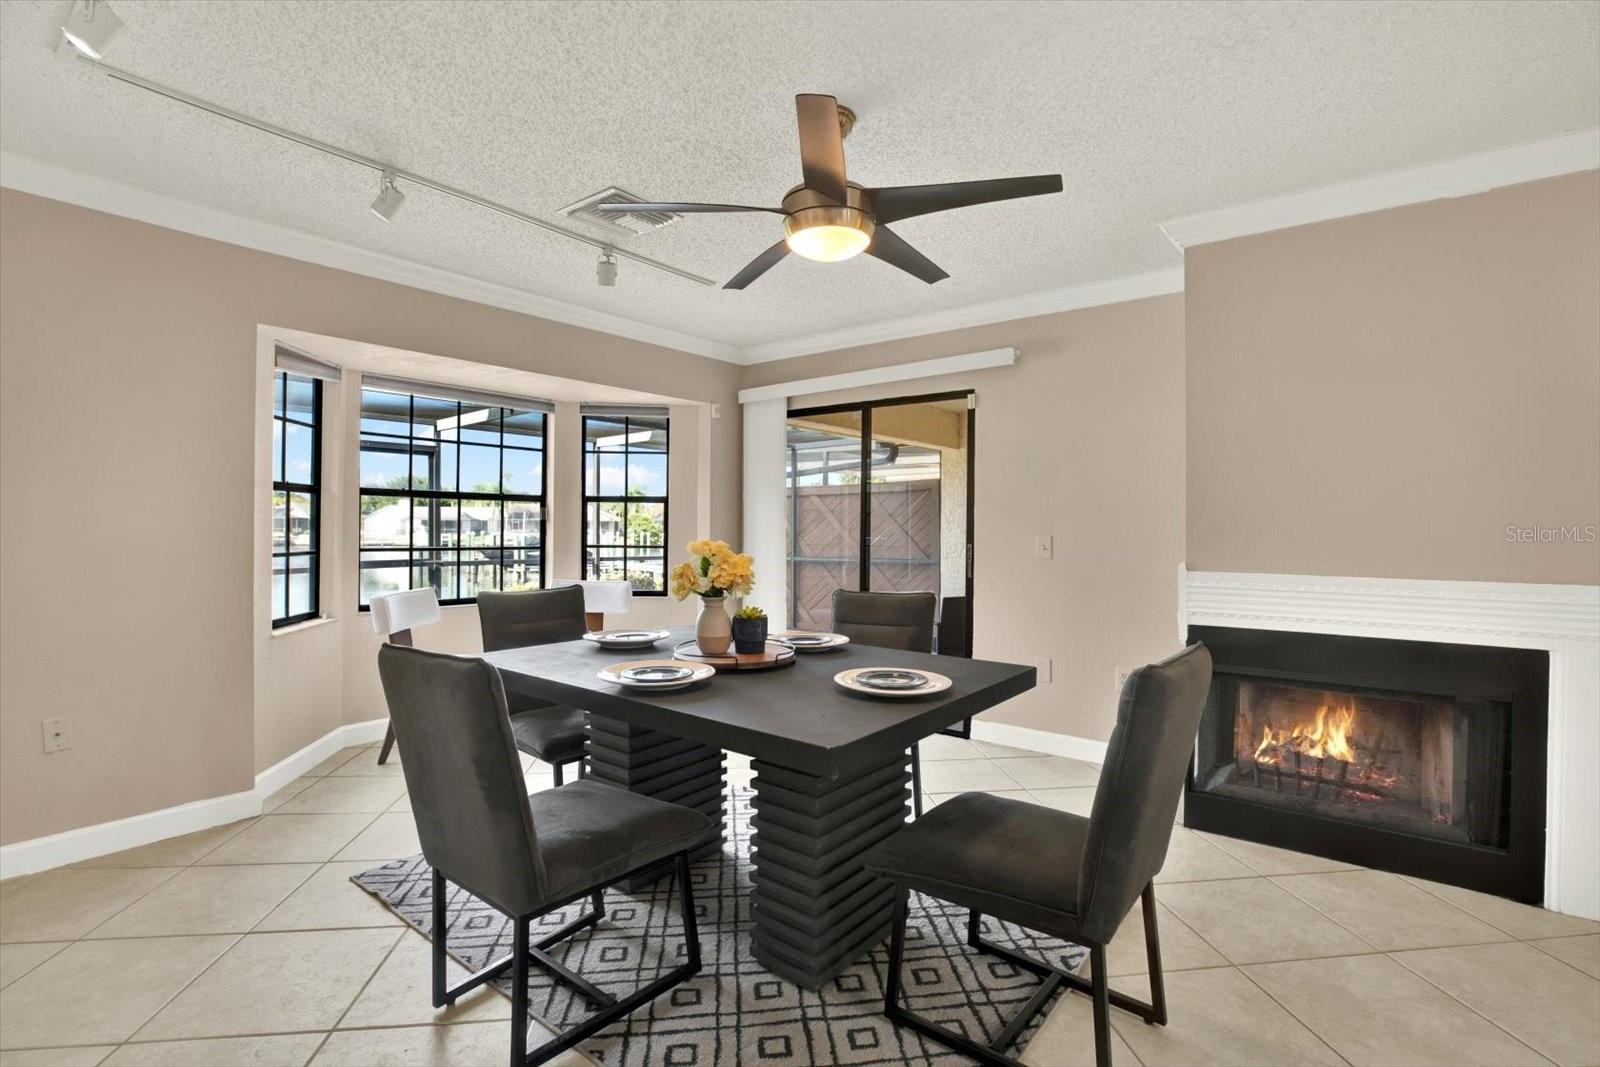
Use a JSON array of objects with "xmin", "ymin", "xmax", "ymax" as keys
[{"xmin": 593, "ymin": 94, "xmax": 1063, "ymax": 289}]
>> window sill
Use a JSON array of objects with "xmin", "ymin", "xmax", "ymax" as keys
[{"xmin": 271, "ymin": 615, "xmax": 338, "ymax": 638}]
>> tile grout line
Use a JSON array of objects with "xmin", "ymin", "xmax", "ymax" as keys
[
  {"xmin": 1150, "ymin": 876, "xmax": 1365, "ymax": 1065},
  {"xmin": 1264, "ymin": 871, "xmax": 1521, "ymax": 953},
  {"xmin": 56, "ymin": 754, "xmax": 368, "ymax": 1059},
  {"xmin": 1522, "ymin": 934, "xmax": 1600, "ymax": 981},
  {"xmin": 1229, "ymin": 964, "xmax": 1354, "ymax": 1067},
  {"xmin": 1397, "ymin": 874, "xmax": 1599, "ymax": 944},
  {"xmin": 302, "ymin": 926, "xmax": 411, "ymax": 1065},
  {"xmin": 1381, "ymin": 948, "xmax": 1561, "ymax": 1064}
]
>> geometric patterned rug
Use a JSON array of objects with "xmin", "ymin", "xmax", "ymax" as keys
[{"xmin": 354, "ymin": 787, "xmax": 1086, "ymax": 1066}]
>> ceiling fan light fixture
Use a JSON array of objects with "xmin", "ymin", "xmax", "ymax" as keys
[{"xmin": 784, "ymin": 206, "xmax": 874, "ymax": 263}]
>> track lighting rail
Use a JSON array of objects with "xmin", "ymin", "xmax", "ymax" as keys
[{"xmin": 86, "ymin": 60, "xmax": 717, "ymax": 287}]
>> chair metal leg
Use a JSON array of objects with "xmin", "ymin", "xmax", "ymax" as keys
[
  {"xmin": 431, "ymin": 868, "xmax": 449, "ymax": 1007},
  {"xmin": 377, "ymin": 723, "xmax": 397, "ymax": 765},
  {"xmin": 1089, "ymin": 944, "xmax": 1112, "ymax": 1067},
  {"xmin": 882, "ymin": 889, "xmax": 1026, "ymax": 1067},
  {"xmin": 886, "ymin": 897, "xmax": 1164, "ymax": 1067},
  {"xmin": 518, "ymin": 849, "xmax": 703, "ymax": 1066},
  {"xmin": 510, "ymin": 916, "xmax": 530, "ymax": 1067},
  {"xmin": 1141, "ymin": 881, "xmax": 1168, "ymax": 1025},
  {"xmin": 882, "ymin": 886, "xmax": 908, "ymax": 1015},
  {"xmin": 428, "ymin": 855, "xmax": 699, "ymax": 1067},
  {"xmin": 676, "ymin": 852, "xmax": 701, "ymax": 972},
  {"xmin": 910, "ymin": 746, "xmax": 923, "ymax": 818},
  {"xmin": 552, "ymin": 761, "xmax": 564, "ymax": 787}
]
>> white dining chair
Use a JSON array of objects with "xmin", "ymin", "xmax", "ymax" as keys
[
  {"xmin": 549, "ymin": 578, "xmax": 634, "ymax": 632},
  {"xmin": 370, "ymin": 587, "xmax": 442, "ymax": 765}
]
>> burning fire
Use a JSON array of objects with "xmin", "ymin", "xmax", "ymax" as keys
[{"xmin": 1254, "ymin": 703, "xmax": 1358, "ymax": 764}]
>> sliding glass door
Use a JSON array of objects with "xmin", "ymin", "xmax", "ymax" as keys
[{"xmin": 785, "ymin": 392, "xmax": 974, "ymax": 656}]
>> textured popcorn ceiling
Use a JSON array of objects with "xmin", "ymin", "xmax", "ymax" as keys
[{"xmin": 2, "ymin": 0, "xmax": 1597, "ymax": 355}]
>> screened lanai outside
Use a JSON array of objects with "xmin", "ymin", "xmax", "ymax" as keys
[
  {"xmin": 357, "ymin": 384, "xmax": 547, "ymax": 606},
  {"xmin": 784, "ymin": 394, "xmax": 972, "ymax": 646}
]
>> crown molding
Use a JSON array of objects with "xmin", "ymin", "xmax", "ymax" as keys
[
  {"xmin": 737, "ymin": 268, "xmax": 1185, "ymax": 364},
  {"xmin": 0, "ymin": 150, "xmax": 743, "ymax": 364},
  {"xmin": 1160, "ymin": 128, "xmax": 1600, "ymax": 251}
]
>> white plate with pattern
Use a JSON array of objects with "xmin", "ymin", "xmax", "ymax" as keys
[
  {"xmin": 598, "ymin": 659, "xmax": 715, "ymax": 692},
  {"xmin": 775, "ymin": 630, "xmax": 851, "ymax": 652},
  {"xmin": 833, "ymin": 667, "xmax": 953, "ymax": 699},
  {"xmin": 583, "ymin": 629, "xmax": 672, "ymax": 650}
]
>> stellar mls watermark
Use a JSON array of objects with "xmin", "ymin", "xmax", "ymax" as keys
[{"xmin": 1504, "ymin": 524, "xmax": 1597, "ymax": 543}]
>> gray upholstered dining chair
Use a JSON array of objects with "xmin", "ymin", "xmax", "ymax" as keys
[
  {"xmin": 864, "ymin": 643, "xmax": 1214, "ymax": 1067},
  {"xmin": 377, "ymin": 643, "xmax": 709, "ymax": 1067},
  {"xmin": 477, "ymin": 586, "xmax": 590, "ymax": 785},
  {"xmin": 831, "ymin": 590, "xmax": 937, "ymax": 816}
]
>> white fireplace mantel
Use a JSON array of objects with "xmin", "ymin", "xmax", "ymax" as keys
[{"xmin": 1179, "ymin": 566, "xmax": 1600, "ymax": 920}]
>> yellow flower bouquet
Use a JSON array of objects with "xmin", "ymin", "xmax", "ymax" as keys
[{"xmin": 670, "ymin": 539, "xmax": 755, "ymax": 601}]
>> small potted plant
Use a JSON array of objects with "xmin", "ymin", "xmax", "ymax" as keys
[{"xmin": 731, "ymin": 605, "xmax": 769, "ymax": 654}]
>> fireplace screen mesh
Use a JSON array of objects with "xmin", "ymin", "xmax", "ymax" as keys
[{"xmin": 1193, "ymin": 677, "xmax": 1511, "ymax": 847}]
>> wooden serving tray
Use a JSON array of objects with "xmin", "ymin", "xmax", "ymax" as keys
[{"xmin": 673, "ymin": 639, "xmax": 797, "ymax": 672}]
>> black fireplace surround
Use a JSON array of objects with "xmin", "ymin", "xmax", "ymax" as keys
[{"xmin": 1185, "ymin": 626, "xmax": 1548, "ymax": 903}]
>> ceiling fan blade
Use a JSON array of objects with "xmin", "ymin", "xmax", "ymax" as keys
[
  {"xmin": 723, "ymin": 239, "xmax": 791, "ymax": 290},
  {"xmin": 795, "ymin": 94, "xmax": 849, "ymax": 204},
  {"xmin": 867, "ymin": 226, "xmax": 949, "ymax": 284},
  {"xmin": 867, "ymin": 174, "xmax": 1063, "ymax": 224},
  {"xmin": 590, "ymin": 202, "xmax": 785, "ymax": 214}
]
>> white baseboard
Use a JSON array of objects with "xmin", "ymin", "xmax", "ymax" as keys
[
  {"xmin": 253, "ymin": 717, "xmax": 389, "ymax": 800},
  {"xmin": 0, "ymin": 717, "xmax": 389, "ymax": 880},
  {"xmin": 969, "ymin": 720, "xmax": 1108, "ymax": 765}
]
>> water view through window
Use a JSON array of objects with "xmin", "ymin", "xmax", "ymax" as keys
[{"xmin": 358, "ymin": 387, "xmax": 547, "ymax": 606}]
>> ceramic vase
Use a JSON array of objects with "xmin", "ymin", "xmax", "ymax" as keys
[{"xmin": 696, "ymin": 595, "xmax": 732, "ymax": 655}]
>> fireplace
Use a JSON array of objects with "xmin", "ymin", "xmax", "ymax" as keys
[{"xmin": 1185, "ymin": 626, "xmax": 1548, "ymax": 903}]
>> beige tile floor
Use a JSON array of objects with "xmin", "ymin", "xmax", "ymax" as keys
[{"xmin": 2, "ymin": 737, "xmax": 1596, "ymax": 1067}]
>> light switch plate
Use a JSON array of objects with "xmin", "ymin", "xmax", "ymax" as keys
[
  {"xmin": 1034, "ymin": 535, "xmax": 1053, "ymax": 560},
  {"xmin": 1036, "ymin": 657, "xmax": 1053, "ymax": 684},
  {"xmin": 42, "ymin": 716, "xmax": 71, "ymax": 754}
]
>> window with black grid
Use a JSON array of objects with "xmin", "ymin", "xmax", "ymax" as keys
[
  {"xmin": 272, "ymin": 371, "xmax": 321, "ymax": 626},
  {"xmin": 357, "ymin": 387, "xmax": 547, "ymax": 607},
  {"xmin": 582, "ymin": 414, "xmax": 668, "ymax": 594}
]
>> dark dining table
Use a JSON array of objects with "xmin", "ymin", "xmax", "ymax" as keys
[{"xmin": 484, "ymin": 626, "xmax": 1035, "ymax": 989}]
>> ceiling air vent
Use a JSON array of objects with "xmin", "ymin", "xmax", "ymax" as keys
[{"xmin": 560, "ymin": 187, "xmax": 680, "ymax": 241}]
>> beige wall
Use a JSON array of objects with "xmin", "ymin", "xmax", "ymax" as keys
[
  {"xmin": 0, "ymin": 189, "xmax": 742, "ymax": 845},
  {"xmin": 741, "ymin": 295, "xmax": 1187, "ymax": 741},
  {"xmin": 1186, "ymin": 170, "xmax": 1600, "ymax": 584}
]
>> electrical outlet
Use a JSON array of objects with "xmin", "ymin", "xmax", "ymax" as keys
[
  {"xmin": 711, "ymin": 403, "xmax": 721, "ymax": 419},
  {"xmin": 42, "ymin": 716, "xmax": 72, "ymax": 754},
  {"xmin": 1036, "ymin": 657, "xmax": 1053, "ymax": 684},
  {"xmin": 1034, "ymin": 535, "xmax": 1053, "ymax": 560}
]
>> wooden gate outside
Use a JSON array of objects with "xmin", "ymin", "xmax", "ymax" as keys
[{"xmin": 787, "ymin": 479, "xmax": 940, "ymax": 630}]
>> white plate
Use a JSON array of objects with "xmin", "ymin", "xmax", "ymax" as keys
[
  {"xmin": 598, "ymin": 658, "xmax": 715, "ymax": 692},
  {"xmin": 774, "ymin": 631, "xmax": 851, "ymax": 652},
  {"xmin": 583, "ymin": 629, "xmax": 671, "ymax": 650},
  {"xmin": 834, "ymin": 666, "xmax": 953, "ymax": 699}
]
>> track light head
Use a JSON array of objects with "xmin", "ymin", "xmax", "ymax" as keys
[
  {"xmin": 370, "ymin": 172, "xmax": 405, "ymax": 221},
  {"xmin": 596, "ymin": 249, "xmax": 618, "ymax": 287},
  {"xmin": 60, "ymin": 0, "xmax": 123, "ymax": 59}
]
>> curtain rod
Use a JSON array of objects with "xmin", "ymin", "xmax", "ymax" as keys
[{"xmin": 86, "ymin": 60, "xmax": 718, "ymax": 288}]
